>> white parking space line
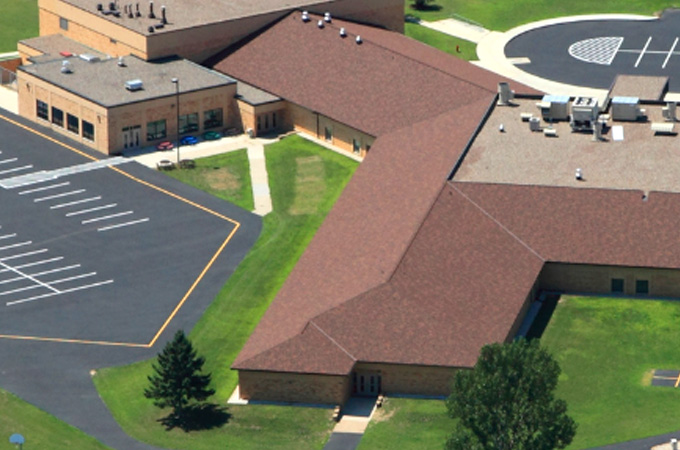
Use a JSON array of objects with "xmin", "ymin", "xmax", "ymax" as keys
[
  {"xmin": 6, "ymin": 279, "xmax": 113, "ymax": 306},
  {"xmin": 48, "ymin": 272, "xmax": 96, "ymax": 285},
  {"xmin": 0, "ymin": 233, "xmax": 17, "ymax": 240},
  {"xmin": 0, "ymin": 265, "xmax": 80, "ymax": 285},
  {"xmin": 34, "ymin": 189, "xmax": 86, "ymax": 202},
  {"xmin": 98, "ymin": 218, "xmax": 149, "ymax": 232},
  {"xmin": 0, "ymin": 158, "xmax": 18, "ymax": 165},
  {"xmin": 0, "ymin": 241, "xmax": 32, "ymax": 252},
  {"xmin": 0, "ymin": 259, "xmax": 59, "ymax": 293},
  {"xmin": 0, "ymin": 284, "xmax": 44, "ymax": 296},
  {"xmin": 81, "ymin": 211, "xmax": 133, "ymax": 224},
  {"xmin": 635, "ymin": 37, "xmax": 652, "ymax": 68},
  {"xmin": 0, "ymin": 165, "xmax": 34, "ymax": 176},
  {"xmin": 19, "ymin": 182, "xmax": 70, "ymax": 195},
  {"xmin": 0, "ymin": 249, "xmax": 48, "ymax": 261},
  {"xmin": 664, "ymin": 37, "xmax": 679, "ymax": 68},
  {"xmin": 50, "ymin": 196, "xmax": 102, "ymax": 209},
  {"xmin": 6, "ymin": 257, "xmax": 64, "ymax": 271},
  {"xmin": 65, "ymin": 203, "xmax": 117, "ymax": 217}
]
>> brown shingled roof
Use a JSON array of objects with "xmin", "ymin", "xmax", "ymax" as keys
[{"xmin": 211, "ymin": 12, "xmax": 509, "ymax": 137}]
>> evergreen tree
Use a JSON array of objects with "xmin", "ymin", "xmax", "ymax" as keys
[
  {"xmin": 144, "ymin": 330, "xmax": 215, "ymax": 425},
  {"xmin": 446, "ymin": 339, "xmax": 576, "ymax": 450}
]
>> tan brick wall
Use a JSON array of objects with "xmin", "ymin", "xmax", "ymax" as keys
[
  {"xmin": 238, "ymin": 370, "xmax": 351, "ymax": 405},
  {"xmin": 237, "ymin": 100, "xmax": 288, "ymax": 137},
  {"xmin": 287, "ymin": 103, "xmax": 375, "ymax": 157},
  {"xmin": 17, "ymin": 42, "xmax": 43, "ymax": 65},
  {"xmin": 18, "ymin": 70, "xmax": 110, "ymax": 152},
  {"xmin": 39, "ymin": 0, "xmax": 146, "ymax": 58},
  {"xmin": 354, "ymin": 363, "xmax": 456, "ymax": 397},
  {"xmin": 540, "ymin": 263, "xmax": 680, "ymax": 298}
]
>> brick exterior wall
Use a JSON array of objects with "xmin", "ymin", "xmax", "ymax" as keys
[
  {"xmin": 287, "ymin": 103, "xmax": 375, "ymax": 157},
  {"xmin": 238, "ymin": 370, "xmax": 351, "ymax": 405},
  {"xmin": 353, "ymin": 362, "xmax": 456, "ymax": 397},
  {"xmin": 237, "ymin": 100, "xmax": 287, "ymax": 137},
  {"xmin": 540, "ymin": 262, "xmax": 680, "ymax": 298}
]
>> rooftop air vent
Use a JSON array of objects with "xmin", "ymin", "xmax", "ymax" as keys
[
  {"xmin": 117, "ymin": 56, "xmax": 126, "ymax": 67},
  {"xmin": 96, "ymin": 3, "xmax": 103, "ymax": 11},
  {"xmin": 355, "ymin": 35, "xmax": 362, "ymax": 44},
  {"xmin": 324, "ymin": 12, "xmax": 331, "ymax": 23},
  {"xmin": 125, "ymin": 79, "xmax": 143, "ymax": 91},
  {"xmin": 148, "ymin": 25, "xmax": 155, "ymax": 32},
  {"xmin": 79, "ymin": 53, "xmax": 101, "ymax": 63},
  {"xmin": 148, "ymin": 0, "xmax": 155, "ymax": 18},
  {"xmin": 317, "ymin": 20, "xmax": 324, "ymax": 29},
  {"xmin": 339, "ymin": 27, "xmax": 346, "ymax": 37},
  {"xmin": 61, "ymin": 60, "xmax": 73, "ymax": 74},
  {"xmin": 301, "ymin": 11, "xmax": 310, "ymax": 22},
  {"xmin": 135, "ymin": 2, "xmax": 141, "ymax": 17},
  {"xmin": 161, "ymin": 5, "xmax": 167, "ymax": 24}
]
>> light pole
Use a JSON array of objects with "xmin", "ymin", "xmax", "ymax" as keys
[{"xmin": 171, "ymin": 77, "xmax": 180, "ymax": 164}]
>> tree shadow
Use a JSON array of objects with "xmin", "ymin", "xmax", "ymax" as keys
[
  {"xmin": 159, "ymin": 403, "xmax": 231, "ymax": 432},
  {"xmin": 408, "ymin": 3, "xmax": 442, "ymax": 12}
]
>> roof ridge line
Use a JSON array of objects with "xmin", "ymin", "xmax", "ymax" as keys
[
  {"xmin": 309, "ymin": 321, "xmax": 357, "ymax": 361},
  {"xmin": 451, "ymin": 184, "xmax": 546, "ymax": 262}
]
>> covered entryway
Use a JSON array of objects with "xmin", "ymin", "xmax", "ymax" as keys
[
  {"xmin": 122, "ymin": 125, "xmax": 141, "ymax": 149},
  {"xmin": 353, "ymin": 371, "xmax": 381, "ymax": 396}
]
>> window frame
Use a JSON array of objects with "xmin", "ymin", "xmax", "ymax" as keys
[
  {"xmin": 611, "ymin": 278, "xmax": 624, "ymax": 294},
  {"xmin": 82, "ymin": 120, "xmax": 95, "ymax": 141},
  {"xmin": 179, "ymin": 112, "xmax": 199, "ymax": 135},
  {"xmin": 635, "ymin": 279, "xmax": 649, "ymax": 295},
  {"xmin": 51, "ymin": 107, "xmax": 64, "ymax": 128},
  {"xmin": 146, "ymin": 119, "xmax": 167, "ymax": 141},
  {"xmin": 36, "ymin": 100, "xmax": 48, "ymax": 121},
  {"xmin": 59, "ymin": 17, "xmax": 69, "ymax": 31},
  {"xmin": 203, "ymin": 108, "xmax": 223, "ymax": 130},
  {"xmin": 67, "ymin": 113, "xmax": 79, "ymax": 134}
]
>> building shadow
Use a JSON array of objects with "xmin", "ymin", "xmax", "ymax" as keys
[{"xmin": 525, "ymin": 293, "xmax": 560, "ymax": 340}]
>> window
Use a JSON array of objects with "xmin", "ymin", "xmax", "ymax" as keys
[
  {"xmin": 366, "ymin": 144, "xmax": 371, "ymax": 152},
  {"xmin": 272, "ymin": 112, "xmax": 277, "ymax": 128},
  {"xmin": 264, "ymin": 114, "xmax": 269, "ymax": 129},
  {"xmin": 324, "ymin": 126, "xmax": 332, "ymax": 142},
  {"xmin": 203, "ymin": 108, "xmax": 223, "ymax": 129},
  {"xmin": 353, "ymin": 139, "xmax": 361, "ymax": 154},
  {"xmin": 179, "ymin": 112, "xmax": 198, "ymax": 134},
  {"xmin": 257, "ymin": 115, "xmax": 261, "ymax": 131},
  {"xmin": 146, "ymin": 119, "xmax": 166, "ymax": 140},
  {"xmin": 82, "ymin": 120, "xmax": 95, "ymax": 141},
  {"xmin": 635, "ymin": 279, "xmax": 649, "ymax": 295},
  {"xmin": 67, "ymin": 113, "xmax": 79, "ymax": 134},
  {"xmin": 51, "ymin": 107, "xmax": 64, "ymax": 127},
  {"xmin": 59, "ymin": 17, "xmax": 69, "ymax": 31},
  {"xmin": 36, "ymin": 100, "xmax": 48, "ymax": 120},
  {"xmin": 611, "ymin": 278, "xmax": 624, "ymax": 294}
]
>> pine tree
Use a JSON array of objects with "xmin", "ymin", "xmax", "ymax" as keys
[{"xmin": 144, "ymin": 330, "xmax": 215, "ymax": 425}]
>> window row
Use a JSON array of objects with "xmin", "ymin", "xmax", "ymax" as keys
[
  {"xmin": 611, "ymin": 278, "xmax": 649, "ymax": 295},
  {"xmin": 37, "ymin": 101, "xmax": 94, "ymax": 141},
  {"xmin": 146, "ymin": 108, "xmax": 224, "ymax": 141}
]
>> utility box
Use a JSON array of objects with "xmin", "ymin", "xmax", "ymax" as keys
[
  {"xmin": 570, "ymin": 97, "xmax": 599, "ymax": 131},
  {"xmin": 537, "ymin": 95, "xmax": 570, "ymax": 121},
  {"xmin": 611, "ymin": 96, "xmax": 643, "ymax": 121}
]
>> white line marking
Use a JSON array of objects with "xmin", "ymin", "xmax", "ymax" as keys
[
  {"xmin": 0, "ymin": 265, "xmax": 80, "ymax": 285},
  {"xmin": 6, "ymin": 279, "xmax": 113, "ymax": 306},
  {"xmin": 664, "ymin": 37, "xmax": 679, "ymax": 68},
  {"xmin": 3, "ymin": 257, "xmax": 64, "ymax": 271},
  {"xmin": 81, "ymin": 211, "xmax": 133, "ymax": 224},
  {"xmin": 97, "ymin": 218, "xmax": 149, "ymax": 232},
  {"xmin": 50, "ymin": 196, "xmax": 102, "ymax": 209},
  {"xmin": 0, "ymin": 158, "xmax": 18, "ymax": 165},
  {"xmin": 635, "ymin": 36, "xmax": 652, "ymax": 68},
  {"xmin": 48, "ymin": 272, "xmax": 96, "ymax": 285},
  {"xmin": 0, "ymin": 241, "xmax": 31, "ymax": 252},
  {"xmin": 0, "ymin": 165, "xmax": 33, "ymax": 175},
  {"xmin": 0, "ymin": 259, "xmax": 59, "ymax": 293},
  {"xmin": 65, "ymin": 204, "xmax": 117, "ymax": 217},
  {"xmin": 0, "ymin": 233, "xmax": 17, "ymax": 240},
  {"xmin": 0, "ymin": 284, "xmax": 44, "ymax": 296},
  {"xmin": 19, "ymin": 182, "xmax": 70, "ymax": 195},
  {"xmin": 0, "ymin": 249, "xmax": 48, "ymax": 261},
  {"xmin": 34, "ymin": 189, "xmax": 86, "ymax": 202}
]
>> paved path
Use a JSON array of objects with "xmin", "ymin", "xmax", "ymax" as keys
[
  {"xmin": 247, "ymin": 142, "xmax": 272, "ymax": 215},
  {"xmin": 420, "ymin": 18, "xmax": 489, "ymax": 44},
  {"xmin": 322, "ymin": 397, "xmax": 377, "ymax": 450}
]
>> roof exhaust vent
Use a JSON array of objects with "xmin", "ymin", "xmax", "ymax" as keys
[
  {"xmin": 135, "ymin": 2, "xmax": 141, "ymax": 17},
  {"xmin": 126, "ymin": 4, "xmax": 133, "ymax": 18},
  {"xmin": 61, "ymin": 60, "xmax": 73, "ymax": 74},
  {"xmin": 118, "ymin": 56, "xmax": 126, "ymax": 67},
  {"xmin": 148, "ymin": 25, "xmax": 155, "ymax": 32},
  {"xmin": 324, "ymin": 12, "xmax": 331, "ymax": 23},
  {"xmin": 355, "ymin": 35, "xmax": 362, "ymax": 44},
  {"xmin": 317, "ymin": 19, "xmax": 324, "ymax": 29},
  {"xmin": 96, "ymin": 3, "xmax": 103, "ymax": 11},
  {"xmin": 148, "ymin": 0, "xmax": 155, "ymax": 19},
  {"xmin": 125, "ymin": 79, "xmax": 143, "ymax": 91},
  {"xmin": 301, "ymin": 11, "xmax": 310, "ymax": 22},
  {"xmin": 339, "ymin": 27, "xmax": 347, "ymax": 37},
  {"xmin": 497, "ymin": 82, "xmax": 515, "ymax": 106},
  {"xmin": 79, "ymin": 53, "xmax": 101, "ymax": 63},
  {"xmin": 161, "ymin": 5, "xmax": 167, "ymax": 24}
]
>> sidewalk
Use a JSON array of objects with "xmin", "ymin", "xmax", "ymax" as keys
[
  {"xmin": 419, "ymin": 18, "xmax": 489, "ymax": 44},
  {"xmin": 323, "ymin": 397, "xmax": 378, "ymax": 450}
]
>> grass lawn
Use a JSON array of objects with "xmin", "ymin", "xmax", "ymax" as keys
[
  {"xmin": 164, "ymin": 149, "xmax": 254, "ymax": 211},
  {"xmin": 405, "ymin": 23, "xmax": 477, "ymax": 60},
  {"xmin": 405, "ymin": 0, "xmax": 680, "ymax": 31},
  {"xmin": 358, "ymin": 397, "xmax": 450, "ymax": 449},
  {"xmin": 94, "ymin": 135, "xmax": 359, "ymax": 450},
  {"xmin": 0, "ymin": 0, "xmax": 38, "ymax": 53},
  {"xmin": 0, "ymin": 389, "xmax": 111, "ymax": 450},
  {"xmin": 542, "ymin": 296, "xmax": 680, "ymax": 449}
]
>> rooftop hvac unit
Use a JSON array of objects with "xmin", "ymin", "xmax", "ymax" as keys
[
  {"xmin": 611, "ymin": 96, "xmax": 644, "ymax": 121},
  {"xmin": 79, "ymin": 53, "xmax": 101, "ymax": 63},
  {"xmin": 497, "ymin": 82, "xmax": 514, "ymax": 106},
  {"xmin": 663, "ymin": 102, "xmax": 677, "ymax": 122},
  {"xmin": 569, "ymin": 97, "xmax": 599, "ymax": 131},
  {"xmin": 529, "ymin": 117, "xmax": 541, "ymax": 132},
  {"xmin": 537, "ymin": 94, "xmax": 569, "ymax": 121},
  {"xmin": 125, "ymin": 79, "xmax": 143, "ymax": 91},
  {"xmin": 60, "ymin": 60, "xmax": 73, "ymax": 74}
]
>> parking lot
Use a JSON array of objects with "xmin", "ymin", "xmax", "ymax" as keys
[{"xmin": 0, "ymin": 112, "xmax": 261, "ymax": 346}]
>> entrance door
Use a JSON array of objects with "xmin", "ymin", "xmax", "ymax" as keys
[
  {"xmin": 122, "ymin": 125, "xmax": 141, "ymax": 149},
  {"xmin": 353, "ymin": 372, "xmax": 381, "ymax": 396}
]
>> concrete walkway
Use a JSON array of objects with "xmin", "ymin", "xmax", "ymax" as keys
[
  {"xmin": 420, "ymin": 18, "xmax": 490, "ymax": 44},
  {"xmin": 323, "ymin": 397, "xmax": 377, "ymax": 450}
]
